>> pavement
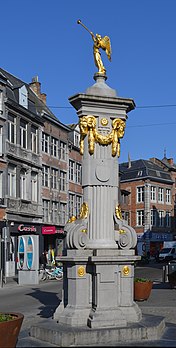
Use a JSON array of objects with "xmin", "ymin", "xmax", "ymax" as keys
[{"xmin": 2, "ymin": 267, "xmax": 176, "ymax": 347}]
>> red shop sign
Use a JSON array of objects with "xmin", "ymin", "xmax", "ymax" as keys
[{"xmin": 42, "ymin": 226, "xmax": 56, "ymax": 235}]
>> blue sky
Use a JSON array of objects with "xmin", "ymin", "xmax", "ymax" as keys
[{"xmin": 1, "ymin": 0, "xmax": 176, "ymax": 163}]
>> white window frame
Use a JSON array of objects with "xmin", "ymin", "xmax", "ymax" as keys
[
  {"xmin": 136, "ymin": 210, "xmax": 144, "ymax": 226},
  {"xmin": 76, "ymin": 163, "xmax": 82, "ymax": 184},
  {"xmin": 166, "ymin": 188, "xmax": 171, "ymax": 204},
  {"xmin": 0, "ymin": 90, "xmax": 3, "ymax": 113},
  {"xmin": 8, "ymin": 165, "xmax": 16, "ymax": 197},
  {"xmin": 69, "ymin": 193, "xmax": 75, "ymax": 217},
  {"xmin": 151, "ymin": 209, "xmax": 157, "ymax": 226},
  {"xmin": 151, "ymin": 186, "xmax": 156, "ymax": 202},
  {"xmin": 166, "ymin": 211, "xmax": 171, "ymax": 227},
  {"xmin": 136, "ymin": 186, "xmax": 144, "ymax": 203},
  {"xmin": 69, "ymin": 160, "xmax": 74, "ymax": 181},
  {"xmin": 158, "ymin": 187, "xmax": 164, "ymax": 203},
  {"xmin": 42, "ymin": 200, "xmax": 50, "ymax": 222},
  {"xmin": 159, "ymin": 210, "xmax": 164, "ymax": 227},
  {"xmin": 42, "ymin": 133, "xmax": 50, "ymax": 154},
  {"xmin": 42, "ymin": 165, "xmax": 49, "ymax": 187},
  {"xmin": 51, "ymin": 168, "xmax": 58, "ymax": 189},
  {"xmin": 31, "ymin": 172, "xmax": 38, "ymax": 202},
  {"xmin": 0, "ymin": 172, "xmax": 3, "ymax": 198},
  {"xmin": 60, "ymin": 141, "xmax": 67, "ymax": 161},
  {"xmin": 51, "ymin": 201, "xmax": 59, "ymax": 224},
  {"xmin": 51, "ymin": 137, "xmax": 58, "ymax": 157},
  {"xmin": 60, "ymin": 171, "xmax": 66, "ymax": 191},
  {"xmin": 31, "ymin": 125, "xmax": 38, "ymax": 153},
  {"xmin": 8, "ymin": 114, "xmax": 16, "ymax": 144},
  {"xmin": 76, "ymin": 195, "xmax": 82, "ymax": 216},
  {"xmin": 59, "ymin": 202, "xmax": 67, "ymax": 224},
  {"xmin": 20, "ymin": 120, "xmax": 27, "ymax": 149},
  {"xmin": 20, "ymin": 169, "xmax": 27, "ymax": 200}
]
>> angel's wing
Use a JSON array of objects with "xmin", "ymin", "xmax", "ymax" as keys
[{"xmin": 100, "ymin": 36, "xmax": 112, "ymax": 61}]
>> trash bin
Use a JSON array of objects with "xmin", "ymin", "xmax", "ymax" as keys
[{"xmin": 167, "ymin": 261, "xmax": 176, "ymax": 287}]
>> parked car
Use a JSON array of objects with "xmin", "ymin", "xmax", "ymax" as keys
[{"xmin": 158, "ymin": 246, "xmax": 176, "ymax": 262}]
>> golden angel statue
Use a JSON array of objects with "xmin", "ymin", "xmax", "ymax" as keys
[{"xmin": 77, "ymin": 19, "xmax": 112, "ymax": 75}]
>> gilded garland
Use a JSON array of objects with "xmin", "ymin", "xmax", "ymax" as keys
[{"xmin": 79, "ymin": 115, "xmax": 126, "ymax": 157}]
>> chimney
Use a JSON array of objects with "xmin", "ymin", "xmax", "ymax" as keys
[
  {"xmin": 128, "ymin": 153, "xmax": 131, "ymax": 168},
  {"xmin": 29, "ymin": 76, "xmax": 47, "ymax": 104},
  {"xmin": 167, "ymin": 158, "xmax": 174, "ymax": 166}
]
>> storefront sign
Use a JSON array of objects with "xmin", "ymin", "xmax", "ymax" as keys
[
  {"xmin": 42, "ymin": 226, "xmax": 56, "ymax": 234},
  {"xmin": 18, "ymin": 224, "xmax": 37, "ymax": 232},
  {"xmin": 150, "ymin": 232, "xmax": 173, "ymax": 242}
]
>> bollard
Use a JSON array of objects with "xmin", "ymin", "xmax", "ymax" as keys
[{"xmin": 162, "ymin": 264, "xmax": 169, "ymax": 282}]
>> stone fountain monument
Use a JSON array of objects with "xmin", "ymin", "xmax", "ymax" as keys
[{"xmin": 30, "ymin": 20, "xmax": 165, "ymax": 346}]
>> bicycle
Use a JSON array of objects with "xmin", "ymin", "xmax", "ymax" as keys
[{"xmin": 42, "ymin": 266, "xmax": 63, "ymax": 281}]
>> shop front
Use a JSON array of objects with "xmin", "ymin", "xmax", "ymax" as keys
[
  {"xmin": 42, "ymin": 226, "xmax": 66, "ymax": 265},
  {"xmin": 7, "ymin": 222, "xmax": 41, "ymax": 277},
  {"xmin": 149, "ymin": 232, "xmax": 173, "ymax": 257}
]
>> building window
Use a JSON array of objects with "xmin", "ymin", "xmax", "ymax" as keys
[
  {"xmin": 19, "ymin": 85, "xmax": 28, "ymax": 109},
  {"xmin": 7, "ymin": 114, "xmax": 16, "ymax": 144},
  {"xmin": 137, "ymin": 186, "xmax": 144, "ymax": 203},
  {"xmin": 31, "ymin": 125, "xmax": 38, "ymax": 153},
  {"xmin": 137, "ymin": 210, "xmax": 144, "ymax": 226},
  {"xmin": 42, "ymin": 133, "xmax": 50, "ymax": 153},
  {"xmin": 0, "ymin": 126, "xmax": 2, "ymax": 156},
  {"xmin": 42, "ymin": 165, "xmax": 49, "ymax": 187},
  {"xmin": 51, "ymin": 168, "xmax": 58, "ymax": 189},
  {"xmin": 51, "ymin": 201, "xmax": 58, "ymax": 224},
  {"xmin": 0, "ymin": 90, "xmax": 3, "ymax": 113},
  {"xmin": 166, "ymin": 211, "xmax": 171, "ymax": 228},
  {"xmin": 69, "ymin": 160, "xmax": 74, "ymax": 181},
  {"xmin": 76, "ymin": 163, "xmax": 82, "ymax": 184},
  {"xmin": 59, "ymin": 171, "xmax": 66, "ymax": 191},
  {"xmin": 158, "ymin": 187, "xmax": 164, "ymax": 203},
  {"xmin": 59, "ymin": 202, "xmax": 67, "ymax": 224},
  {"xmin": 166, "ymin": 188, "xmax": 171, "ymax": 204},
  {"xmin": 20, "ymin": 169, "xmax": 27, "ymax": 200},
  {"xmin": 8, "ymin": 165, "xmax": 16, "ymax": 197},
  {"xmin": 151, "ymin": 209, "xmax": 157, "ymax": 226},
  {"xmin": 74, "ymin": 132, "xmax": 80, "ymax": 147},
  {"xmin": 60, "ymin": 141, "xmax": 67, "ymax": 161},
  {"xmin": 51, "ymin": 137, "xmax": 58, "ymax": 157},
  {"xmin": 69, "ymin": 193, "xmax": 75, "ymax": 217},
  {"xmin": 42, "ymin": 200, "xmax": 50, "ymax": 222},
  {"xmin": 159, "ymin": 210, "xmax": 164, "ymax": 227},
  {"xmin": 76, "ymin": 195, "xmax": 82, "ymax": 216},
  {"xmin": 151, "ymin": 186, "xmax": 156, "ymax": 202},
  {"xmin": 0, "ymin": 172, "xmax": 3, "ymax": 198},
  {"xmin": 122, "ymin": 211, "xmax": 130, "ymax": 224},
  {"xmin": 31, "ymin": 172, "xmax": 38, "ymax": 202},
  {"xmin": 20, "ymin": 119, "xmax": 27, "ymax": 149}
]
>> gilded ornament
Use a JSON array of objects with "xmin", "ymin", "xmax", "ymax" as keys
[
  {"xmin": 79, "ymin": 202, "xmax": 89, "ymax": 219},
  {"xmin": 101, "ymin": 118, "xmax": 108, "ymax": 126},
  {"xmin": 77, "ymin": 266, "xmax": 86, "ymax": 277},
  {"xmin": 119, "ymin": 229, "xmax": 126, "ymax": 234},
  {"xmin": 115, "ymin": 204, "xmax": 123, "ymax": 220},
  {"xmin": 67, "ymin": 216, "xmax": 77, "ymax": 223},
  {"xmin": 77, "ymin": 19, "xmax": 111, "ymax": 75},
  {"xmin": 79, "ymin": 115, "xmax": 125, "ymax": 157},
  {"xmin": 122, "ymin": 266, "xmax": 130, "ymax": 276}
]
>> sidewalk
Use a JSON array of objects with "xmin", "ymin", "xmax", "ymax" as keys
[{"xmin": 3, "ymin": 274, "xmax": 176, "ymax": 346}]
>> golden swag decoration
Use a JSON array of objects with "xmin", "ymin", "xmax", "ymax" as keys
[{"xmin": 79, "ymin": 115, "xmax": 125, "ymax": 157}]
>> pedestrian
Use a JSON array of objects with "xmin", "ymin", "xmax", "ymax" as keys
[
  {"xmin": 39, "ymin": 251, "xmax": 47, "ymax": 270},
  {"xmin": 39, "ymin": 251, "xmax": 47, "ymax": 280}
]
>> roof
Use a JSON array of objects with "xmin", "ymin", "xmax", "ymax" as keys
[
  {"xmin": 119, "ymin": 159, "xmax": 173, "ymax": 184},
  {"xmin": 0, "ymin": 67, "xmax": 71, "ymax": 131}
]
